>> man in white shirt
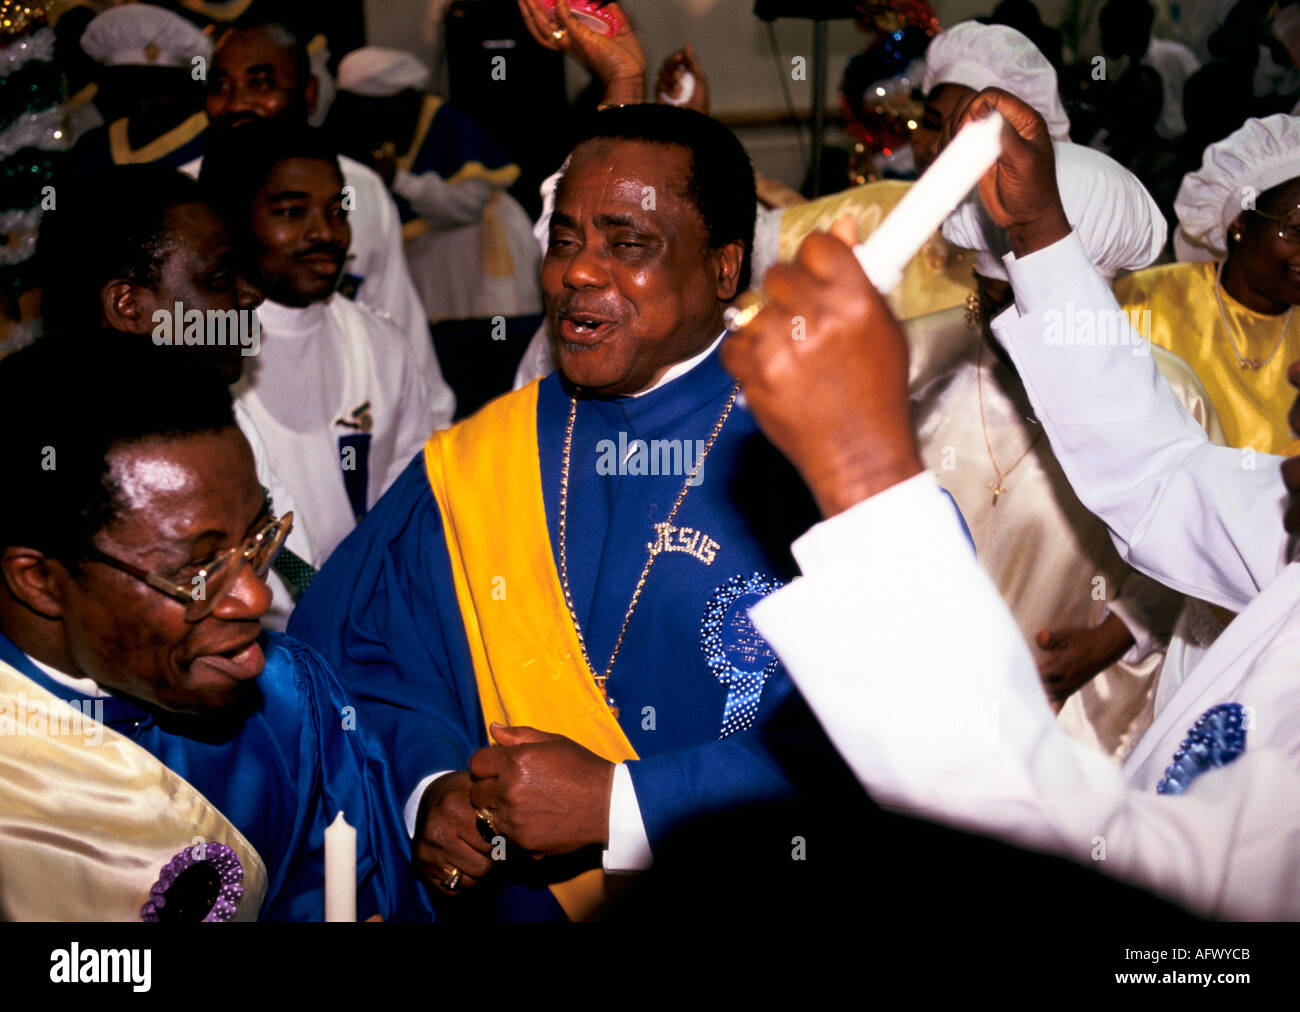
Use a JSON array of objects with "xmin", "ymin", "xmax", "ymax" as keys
[
  {"xmin": 182, "ymin": 17, "xmax": 454, "ymax": 421},
  {"xmin": 724, "ymin": 90, "xmax": 1300, "ymax": 919},
  {"xmin": 202, "ymin": 123, "xmax": 444, "ymax": 568}
]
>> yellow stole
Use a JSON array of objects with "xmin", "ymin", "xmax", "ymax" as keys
[
  {"xmin": 0, "ymin": 658, "xmax": 267, "ymax": 921},
  {"xmin": 423, "ymin": 381, "xmax": 638, "ymax": 920}
]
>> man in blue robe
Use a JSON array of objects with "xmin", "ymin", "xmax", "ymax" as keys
[
  {"xmin": 290, "ymin": 105, "xmax": 934, "ymax": 920},
  {"xmin": 0, "ymin": 340, "xmax": 427, "ymax": 921}
]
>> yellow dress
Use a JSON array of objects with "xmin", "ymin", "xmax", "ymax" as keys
[
  {"xmin": 1114, "ymin": 260, "xmax": 1300, "ymax": 455},
  {"xmin": 775, "ymin": 180, "xmax": 975, "ymax": 321}
]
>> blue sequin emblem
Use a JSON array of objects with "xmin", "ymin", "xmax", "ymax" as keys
[{"xmin": 1155, "ymin": 703, "xmax": 1248, "ymax": 795}]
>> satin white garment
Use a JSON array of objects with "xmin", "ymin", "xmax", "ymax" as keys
[
  {"xmin": 181, "ymin": 152, "xmax": 455, "ymax": 421},
  {"xmin": 749, "ymin": 474, "xmax": 1300, "ymax": 919},
  {"xmin": 991, "ymin": 232, "xmax": 1291, "ymax": 613},
  {"xmin": 235, "ymin": 296, "xmax": 444, "ymax": 567},
  {"xmin": 906, "ymin": 307, "xmax": 1217, "ymax": 761}
]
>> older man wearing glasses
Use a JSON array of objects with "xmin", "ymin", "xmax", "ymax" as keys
[{"xmin": 0, "ymin": 340, "xmax": 427, "ymax": 922}]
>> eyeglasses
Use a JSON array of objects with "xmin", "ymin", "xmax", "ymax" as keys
[
  {"xmin": 83, "ymin": 509, "xmax": 293, "ymax": 622},
  {"xmin": 1251, "ymin": 207, "xmax": 1300, "ymax": 244}
]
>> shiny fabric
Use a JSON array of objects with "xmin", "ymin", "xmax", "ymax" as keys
[
  {"xmin": 422, "ymin": 380, "xmax": 637, "ymax": 921},
  {"xmin": 774, "ymin": 180, "xmax": 975, "ymax": 321},
  {"xmin": 291, "ymin": 348, "xmax": 840, "ymax": 921},
  {"xmin": 1115, "ymin": 260, "xmax": 1300, "ymax": 454},
  {"xmin": 908, "ymin": 306, "xmax": 1224, "ymax": 761},
  {"xmin": 0, "ymin": 657, "xmax": 267, "ymax": 921},
  {"xmin": 0, "ymin": 632, "xmax": 429, "ymax": 921}
]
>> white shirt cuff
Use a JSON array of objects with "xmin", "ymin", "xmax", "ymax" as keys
[
  {"xmin": 1103, "ymin": 600, "xmax": 1157, "ymax": 666},
  {"xmin": 790, "ymin": 471, "xmax": 937, "ymax": 576},
  {"xmin": 602, "ymin": 762, "xmax": 653, "ymax": 873},
  {"xmin": 404, "ymin": 770, "xmax": 452, "ymax": 839},
  {"xmin": 1002, "ymin": 230, "xmax": 1093, "ymax": 317}
]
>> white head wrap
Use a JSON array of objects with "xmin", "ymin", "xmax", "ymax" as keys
[
  {"xmin": 337, "ymin": 47, "xmax": 431, "ymax": 98},
  {"xmin": 922, "ymin": 22, "xmax": 1071, "ymax": 142},
  {"xmin": 942, "ymin": 141, "xmax": 1166, "ymax": 280},
  {"xmin": 1173, "ymin": 114, "xmax": 1300, "ymax": 260},
  {"xmin": 80, "ymin": 4, "xmax": 212, "ymax": 70}
]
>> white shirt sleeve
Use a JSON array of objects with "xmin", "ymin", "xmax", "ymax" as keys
[
  {"xmin": 404, "ymin": 763, "xmax": 652, "ymax": 873},
  {"xmin": 993, "ymin": 231, "xmax": 1290, "ymax": 612},
  {"xmin": 392, "ymin": 170, "xmax": 495, "ymax": 229},
  {"xmin": 1106, "ymin": 568, "xmax": 1182, "ymax": 665},
  {"xmin": 602, "ymin": 762, "xmax": 653, "ymax": 873},
  {"xmin": 404, "ymin": 772, "xmax": 449, "ymax": 839},
  {"xmin": 748, "ymin": 472, "xmax": 1300, "ymax": 919},
  {"xmin": 343, "ymin": 158, "xmax": 455, "ymax": 418}
]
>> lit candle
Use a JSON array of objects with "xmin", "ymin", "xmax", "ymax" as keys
[
  {"xmin": 724, "ymin": 111, "xmax": 1005, "ymax": 330},
  {"xmin": 324, "ymin": 811, "xmax": 356, "ymax": 922}
]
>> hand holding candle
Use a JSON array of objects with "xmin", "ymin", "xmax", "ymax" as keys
[
  {"xmin": 324, "ymin": 811, "xmax": 356, "ymax": 922},
  {"xmin": 724, "ymin": 110, "xmax": 1004, "ymax": 333}
]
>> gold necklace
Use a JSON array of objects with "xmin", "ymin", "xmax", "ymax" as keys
[
  {"xmin": 976, "ymin": 339, "xmax": 1042, "ymax": 506},
  {"xmin": 1214, "ymin": 260, "xmax": 1292, "ymax": 371},
  {"xmin": 557, "ymin": 382, "xmax": 741, "ymax": 716}
]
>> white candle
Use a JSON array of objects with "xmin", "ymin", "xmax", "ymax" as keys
[
  {"xmin": 853, "ymin": 111, "xmax": 1004, "ymax": 295},
  {"xmin": 324, "ymin": 810, "xmax": 356, "ymax": 922},
  {"xmin": 723, "ymin": 111, "xmax": 1006, "ymax": 334}
]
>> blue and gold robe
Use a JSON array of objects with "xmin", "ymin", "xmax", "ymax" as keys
[
  {"xmin": 290, "ymin": 348, "xmax": 887, "ymax": 919},
  {"xmin": 0, "ymin": 630, "xmax": 428, "ymax": 921}
]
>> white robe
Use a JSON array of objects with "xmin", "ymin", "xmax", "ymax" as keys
[
  {"xmin": 748, "ymin": 232, "xmax": 1300, "ymax": 919},
  {"xmin": 234, "ymin": 296, "xmax": 445, "ymax": 567}
]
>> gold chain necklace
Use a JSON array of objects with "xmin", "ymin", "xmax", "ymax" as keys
[
  {"xmin": 1215, "ymin": 260, "xmax": 1292, "ymax": 371},
  {"xmin": 976, "ymin": 338, "xmax": 1042, "ymax": 506},
  {"xmin": 557, "ymin": 382, "xmax": 741, "ymax": 716}
]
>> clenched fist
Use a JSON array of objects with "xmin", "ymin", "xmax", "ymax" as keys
[{"xmin": 469, "ymin": 724, "xmax": 615, "ymax": 856}]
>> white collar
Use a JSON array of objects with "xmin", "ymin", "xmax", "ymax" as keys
[
  {"xmin": 26, "ymin": 654, "xmax": 111, "ymax": 699},
  {"xmin": 629, "ymin": 332, "xmax": 725, "ymax": 397},
  {"xmin": 255, "ymin": 297, "xmax": 330, "ymax": 338}
]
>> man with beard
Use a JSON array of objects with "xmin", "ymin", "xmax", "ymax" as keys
[
  {"xmin": 201, "ymin": 124, "xmax": 441, "ymax": 569},
  {"xmin": 0, "ymin": 340, "xmax": 425, "ymax": 920},
  {"xmin": 184, "ymin": 16, "xmax": 454, "ymax": 421}
]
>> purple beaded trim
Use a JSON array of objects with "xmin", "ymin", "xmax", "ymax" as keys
[{"xmin": 140, "ymin": 841, "xmax": 244, "ymax": 922}]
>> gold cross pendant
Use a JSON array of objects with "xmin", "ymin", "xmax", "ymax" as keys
[{"xmin": 989, "ymin": 481, "xmax": 1006, "ymax": 506}]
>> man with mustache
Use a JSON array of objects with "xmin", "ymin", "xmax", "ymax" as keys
[
  {"xmin": 290, "ymin": 105, "xmax": 892, "ymax": 920},
  {"xmin": 201, "ymin": 123, "xmax": 440, "ymax": 568},
  {"xmin": 184, "ymin": 16, "xmax": 454, "ymax": 424},
  {"xmin": 36, "ymin": 164, "xmax": 315, "ymax": 631},
  {"xmin": 0, "ymin": 339, "xmax": 425, "ymax": 921}
]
